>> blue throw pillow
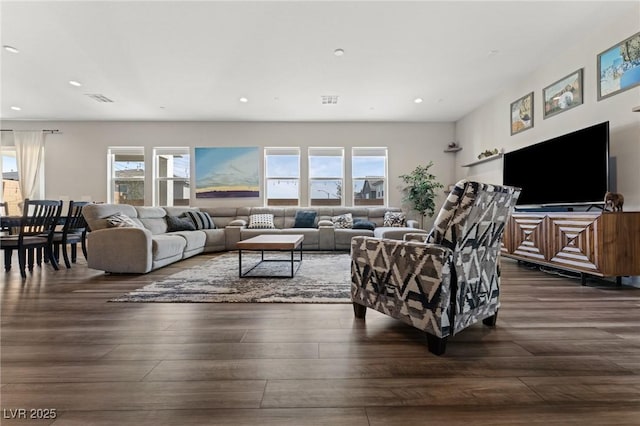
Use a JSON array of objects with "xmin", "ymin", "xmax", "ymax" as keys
[
  {"xmin": 293, "ymin": 210, "xmax": 317, "ymax": 228},
  {"xmin": 353, "ymin": 219, "xmax": 376, "ymax": 231}
]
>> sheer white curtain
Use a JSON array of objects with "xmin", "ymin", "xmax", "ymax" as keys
[{"xmin": 13, "ymin": 130, "xmax": 45, "ymax": 200}]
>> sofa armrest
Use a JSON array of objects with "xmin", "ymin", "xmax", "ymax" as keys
[
  {"xmin": 87, "ymin": 227, "xmax": 153, "ymax": 273},
  {"xmin": 350, "ymin": 236, "xmax": 454, "ymax": 338},
  {"xmin": 406, "ymin": 219, "xmax": 420, "ymax": 228}
]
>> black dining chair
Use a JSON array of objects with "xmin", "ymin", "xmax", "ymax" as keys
[
  {"xmin": 0, "ymin": 201, "xmax": 10, "ymax": 236},
  {"xmin": 51, "ymin": 201, "xmax": 90, "ymax": 268},
  {"xmin": 0, "ymin": 199, "xmax": 63, "ymax": 278}
]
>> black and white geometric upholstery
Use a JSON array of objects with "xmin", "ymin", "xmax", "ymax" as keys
[{"xmin": 350, "ymin": 179, "xmax": 520, "ymax": 355}]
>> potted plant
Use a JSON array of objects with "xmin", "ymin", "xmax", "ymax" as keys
[{"xmin": 399, "ymin": 162, "xmax": 444, "ymax": 229}]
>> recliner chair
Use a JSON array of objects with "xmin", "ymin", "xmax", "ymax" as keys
[{"xmin": 350, "ymin": 179, "xmax": 520, "ymax": 355}]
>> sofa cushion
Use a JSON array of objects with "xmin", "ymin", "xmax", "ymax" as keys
[
  {"xmin": 383, "ymin": 211, "xmax": 406, "ymax": 227},
  {"xmin": 166, "ymin": 215, "xmax": 197, "ymax": 232},
  {"xmin": 106, "ymin": 212, "xmax": 141, "ymax": 229},
  {"xmin": 331, "ymin": 213, "xmax": 353, "ymax": 229},
  {"xmin": 293, "ymin": 210, "xmax": 317, "ymax": 228},
  {"xmin": 353, "ymin": 219, "xmax": 376, "ymax": 231},
  {"xmin": 247, "ymin": 214, "xmax": 275, "ymax": 229},
  {"xmin": 170, "ymin": 229, "xmax": 207, "ymax": 255},
  {"xmin": 185, "ymin": 211, "xmax": 216, "ymax": 229},
  {"xmin": 151, "ymin": 234, "xmax": 187, "ymax": 261}
]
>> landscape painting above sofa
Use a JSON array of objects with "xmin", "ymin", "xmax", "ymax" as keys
[{"xmin": 195, "ymin": 147, "xmax": 260, "ymax": 198}]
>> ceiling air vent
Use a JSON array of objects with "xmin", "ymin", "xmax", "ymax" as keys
[
  {"xmin": 321, "ymin": 95, "xmax": 339, "ymax": 105},
  {"xmin": 85, "ymin": 93, "xmax": 114, "ymax": 103}
]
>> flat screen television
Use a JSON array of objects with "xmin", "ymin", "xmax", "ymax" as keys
[{"xmin": 502, "ymin": 121, "xmax": 609, "ymax": 207}]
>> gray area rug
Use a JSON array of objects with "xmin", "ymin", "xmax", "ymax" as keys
[{"xmin": 110, "ymin": 252, "xmax": 352, "ymax": 303}]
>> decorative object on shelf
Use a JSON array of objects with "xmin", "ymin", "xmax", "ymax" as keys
[
  {"xmin": 444, "ymin": 141, "xmax": 462, "ymax": 153},
  {"xmin": 510, "ymin": 92, "xmax": 534, "ymax": 135},
  {"xmin": 633, "ymin": 105, "xmax": 640, "ymax": 112},
  {"xmin": 543, "ymin": 68, "xmax": 584, "ymax": 119},
  {"xmin": 598, "ymin": 31, "xmax": 640, "ymax": 100},
  {"xmin": 399, "ymin": 161, "xmax": 444, "ymax": 228},
  {"xmin": 462, "ymin": 152, "xmax": 503, "ymax": 168},
  {"xmin": 477, "ymin": 148, "xmax": 499, "ymax": 160},
  {"xmin": 604, "ymin": 191, "xmax": 624, "ymax": 212}
]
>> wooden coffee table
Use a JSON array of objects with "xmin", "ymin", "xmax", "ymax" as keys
[{"xmin": 236, "ymin": 234, "xmax": 304, "ymax": 278}]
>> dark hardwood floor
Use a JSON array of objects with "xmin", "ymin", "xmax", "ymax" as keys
[{"xmin": 1, "ymin": 252, "xmax": 640, "ymax": 425}]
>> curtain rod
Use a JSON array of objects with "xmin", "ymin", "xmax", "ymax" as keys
[{"xmin": 1, "ymin": 129, "xmax": 60, "ymax": 134}]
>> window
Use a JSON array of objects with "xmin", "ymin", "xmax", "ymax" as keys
[
  {"xmin": 352, "ymin": 147, "xmax": 387, "ymax": 206},
  {"xmin": 309, "ymin": 147, "xmax": 343, "ymax": 206},
  {"xmin": 108, "ymin": 147, "xmax": 145, "ymax": 205},
  {"xmin": 265, "ymin": 148, "xmax": 300, "ymax": 206},
  {"xmin": 1, "ymin": 148, "xmax": 22, "ymax": 215},
  {"xmin": 153, "ymin": 148, "xmax": 190, "ymax": 206}
]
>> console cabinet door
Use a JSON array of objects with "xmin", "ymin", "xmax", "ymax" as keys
[
  {"xmin": 510, "ymin": 214, "xmax": 547, "ymax": 263},
  {"xmin": 546, "ymin": 214, "xmax": 600, "ymax": 274}
]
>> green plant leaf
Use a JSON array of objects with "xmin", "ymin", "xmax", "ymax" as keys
[{"xmin": 399, "ymin": 161, "xmax": 444, "ymax": 218}]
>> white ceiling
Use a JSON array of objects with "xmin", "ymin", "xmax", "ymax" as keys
[{"xmin": 1, "ymin": 1, "xmax": 636, "ymax": 122}]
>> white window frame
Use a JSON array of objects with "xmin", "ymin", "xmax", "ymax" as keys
[
  {"xmin": 308, "ymin": 147, "xmax": 344, "ymax": 206},
  {"xmin": 352, "ymin": 147, "xmax": 388, "ymax": 206},
  {"xmin": 152, "ymin": 147, "xmax": 191, "ymax": 206},
  {"xmin": 264, "ymin": 147, "xmax": 300, "ymax": 206},
  {"xmin": 107, "ymin": 146, "xmax": 145, "ymax": 205}
]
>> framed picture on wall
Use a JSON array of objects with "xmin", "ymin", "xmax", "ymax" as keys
[
  {"xmin": 598, "ymin": 31, "xmax": 640, "ymax": 100},
  {"xmin": 195, "ymin": 147, "xmax": 260, "ymax": 198},
  {"xmin": 543, "ymin": 68, "xmax": 584, "ymax": 119},
  {"xmin": 510, "ymin": 92, "xmax": 534, "ymax": 135}
]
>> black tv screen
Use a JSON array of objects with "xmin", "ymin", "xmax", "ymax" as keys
[{"xmin": 503, "ymin": 121, "xmax": 609, "ymax": 207}]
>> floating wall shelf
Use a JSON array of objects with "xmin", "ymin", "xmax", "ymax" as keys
[
  {"xmin": 633, "ymin": 106, "xmax": 640, "ymax": 112},
  {"xmin": 444, "ymin": 147, "xmax": 462, "ymax": 153},
  {"xmin": 462, "ymin": 153, "xmax": 503, "ymax": 168}
]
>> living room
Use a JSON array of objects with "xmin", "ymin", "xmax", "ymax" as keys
[{"xmin": 2, "ymin": 1, "xmax": 640, "ymax": 425}]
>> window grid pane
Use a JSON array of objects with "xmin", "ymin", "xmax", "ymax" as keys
[
  {"xmin": 310, "ymin": 179, "xmax": 342, "ymax": 206},
  {"xmin": 265, "ymin": 149, "xmax": 300, "ymax": 206},
  {"xmin": 153, "ymin": 148, "xmax": 190, "ymax": 206},
  {"xmin": 352, "ymin": 148, "xmax": 387, "ymax": 206},
  {"xmin": 109, "ymin": 147, "xmax": 145, "ymax": 204}
]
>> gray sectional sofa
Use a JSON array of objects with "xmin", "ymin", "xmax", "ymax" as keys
[{"xmin": 82, "ymin": 204, "xmax": 427, "ymax": 274}]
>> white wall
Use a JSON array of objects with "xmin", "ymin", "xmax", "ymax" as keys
[
  {"xmin": 455, "ymin": 5, "xmax": 640, "ymax": 210},
  {"xmin": 2, "ymin": 120, "xmax": 455, "ymax": 226}
]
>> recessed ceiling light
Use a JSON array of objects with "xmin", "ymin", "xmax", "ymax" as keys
[
  {"xmin": 414, "ymin": 98, "xmax": 423, "ymax": 104},
  {"xmin": 334, "ymin": 48, "xmax": 345, "ymax": 57},
  {"xmin": 11, "ymin": 106, "xmax": 21, "ymax": 111},
  {"xmin": 3, "ymin": 45, "xmax": 19, "ymax": 53},
  {"xmin": 69, "ymin": 80, "xmax": 82, "ymax": 87},
  {"xmin": 239, "ymin": 97, "xmax": 248, "ymax": 103},
  {"xmin": 488, "ymin": 49, "xmax": 499, "ymax": 56}
]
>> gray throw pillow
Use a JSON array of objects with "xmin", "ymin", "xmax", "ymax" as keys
[
  {"xmin": 106, "ymin": 212, "xmax": 140, "ymax": 228},
  {"xmin": 166, "ymin": 215, "xmax": 196, "ymax": 232}
]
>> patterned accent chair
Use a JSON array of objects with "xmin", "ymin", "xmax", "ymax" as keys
[{"xmin": 350, "ymin": 180, "xmax": 520, "ymax": 355}]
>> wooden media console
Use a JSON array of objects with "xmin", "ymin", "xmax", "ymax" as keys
[{"xmin": 501, "ymin": 211, "xmax": 640, "ymax": 285}]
